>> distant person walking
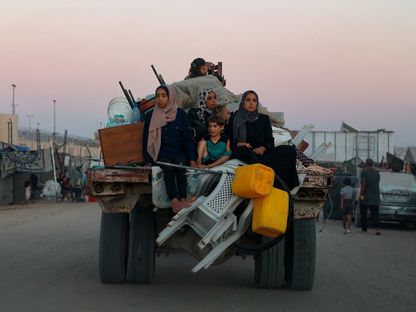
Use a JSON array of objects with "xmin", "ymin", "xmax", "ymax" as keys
[
  {"xmin": 29, "ymin": 173, "xmax": 38, "ymax": 200},
  {"xmin": 24, "ymin": 181, "xmax": 31, "ymax": 204},
  {"xmin": 340, "ymin": 178, "xmax": 356, "ymax": 234},
  {"xmin": 360, "ymin": 158, "xmax": 381, "ymax": 235}
]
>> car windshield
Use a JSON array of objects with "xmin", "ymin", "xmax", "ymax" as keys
[{"xmin": 380, "ymin": 173, "xmax": 416, "ymax": 193}]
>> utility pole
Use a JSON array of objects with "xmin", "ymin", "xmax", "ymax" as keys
[
  {"xmin": 36, "ymin": 122, "xmax": 41, "ymax": 151},
  {"xmin": 27, "ymin": 113, "xmax": 34, "ymax": 131},
  {"xmin": 11, "ymin": 84, "xmax": 16, "ymax": 114},
  {"xmin": 27, "ymin": 113, "xmax": 34, "ymax": 149},
  {"xmin": 7, "ymin": 119, "xmax": 13, "ymax": 144},
  {"xmin": 53, "ymin": 99, "xmax": 56, "ymax": 142}
]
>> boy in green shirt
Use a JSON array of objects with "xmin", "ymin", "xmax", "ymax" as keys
[{"xmin": 197, "ymin": 115, "xmax": 232, "ymax": 169}]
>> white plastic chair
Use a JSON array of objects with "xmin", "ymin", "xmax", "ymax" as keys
[{"xmin": 155, "ymin": 160, "xmax": 253, "ymax": 271}]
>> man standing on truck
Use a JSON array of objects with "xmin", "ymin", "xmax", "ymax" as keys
[{"xmin": 359, "ymin": 158, "xmax": 381, "ymax": 235}]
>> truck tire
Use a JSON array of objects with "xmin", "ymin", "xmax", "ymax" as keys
[
  {"xmin": 254, "ymin": 236, "xmax": 285, "ymax": 289},
  {"xmin": 127, "ymin": 203, "xmax": 156, "ymax": 284},
  {"xmin": 285, "ymin": 218, "xmax": 316, "ymax": 290},
  {"xmin": 99, "ymin": 212, "xmax": 129, "ymax": 283}
]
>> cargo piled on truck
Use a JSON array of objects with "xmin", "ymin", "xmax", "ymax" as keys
[{"xmin": 88, "ymin": 63, "xmax": 332, "ymax": 290}]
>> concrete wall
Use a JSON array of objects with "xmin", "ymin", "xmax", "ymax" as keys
[
  {"xmin": 0, "ymin": 175, "xmax": 13, "ymax": 205},
  {"xmin": 0, "ymin": 114, "xmax": 18, "ymax": 144}
]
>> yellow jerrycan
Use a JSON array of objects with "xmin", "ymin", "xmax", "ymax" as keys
[
  {"xmin": 232, "ymin": 164, "xmax": 275, "ymax": 198},
  {"xmin": 252, "ymin": 188, "xmax": 289, "ymax": 238}
]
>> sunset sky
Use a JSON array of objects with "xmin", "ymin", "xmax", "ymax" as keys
[{"xmin": 1, "ymin": 0, "xmax": 415, "ymax": 146}]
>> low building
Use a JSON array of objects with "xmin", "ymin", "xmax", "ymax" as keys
[
  {"xmin": 0, "ymin": 114, "xmax": 19, "ymax": 145},
  {"xmin": 303, "ymin": 122, "xmax": 393, "ymax": 163}
]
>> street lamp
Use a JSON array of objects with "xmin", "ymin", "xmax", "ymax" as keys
[{"xmin": 11, "ymin": 84, "xmax": 16, "ymax": 114}]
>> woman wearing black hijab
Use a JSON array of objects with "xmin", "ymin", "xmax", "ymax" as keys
[{"xmin": 232, "ymin": 90, "xmax": 299, "ymax": 191}]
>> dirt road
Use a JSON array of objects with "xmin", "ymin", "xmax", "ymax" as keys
[{"xmin": 0, "ymin": 202, "xmax": 415, "ymax": 312}]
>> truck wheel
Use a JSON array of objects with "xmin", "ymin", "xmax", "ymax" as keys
[
  {"xmin": 285, "ymin": 218, "xmax": 316, "ymax": 290},
  {"xmin": 127, "ymin": 203, "xmax": 156, "ymax": 283},
  {"xmin": 254, "ymin": 236, "xmax": 285, "ymax": 289},
  {"xmin": 99, "ymin": 212, "xmax": 129, "ymax": 283}
]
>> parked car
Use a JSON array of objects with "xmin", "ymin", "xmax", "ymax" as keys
[
  {"xmin": 379, "ymin": 172, "xmax": 416, "ymax": 224},
  {"xmin": 355, "ymin": 172, "xmax": 416, "ymax": 226}
]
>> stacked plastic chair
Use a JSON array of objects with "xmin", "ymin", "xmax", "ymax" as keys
[{"xmin": 155, "ymin": 159, "xmax": 254, "ymax": 272}]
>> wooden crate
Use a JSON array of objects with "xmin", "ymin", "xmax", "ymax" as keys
[{"xmin": 98, "ymin": 122, "xmax": 144, "ymax": 166}]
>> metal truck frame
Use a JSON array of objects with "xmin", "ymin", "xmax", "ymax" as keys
[{"xmin": 88, "ymin": 162, "xmax": 331, "ymax": 290}]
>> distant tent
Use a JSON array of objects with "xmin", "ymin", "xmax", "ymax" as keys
[
  {"xmin": 386, "ymin": 152, "xmax": 404, "ymax": 172},
  {"xmin": 394, "ymin": 146, "xmax": 407, "ymax": 160},
  {"xmin": 405, "ymin": 147, "xmax": 416, "ymax": 164},
  {"xmin": 0, "ymin": 143, "xmax": 30, "ymax": 153}
]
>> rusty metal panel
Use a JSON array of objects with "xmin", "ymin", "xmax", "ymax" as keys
[
  {"xmin": 91, "ymin": 182, "xmax": 125, "ymax": 196},
  {"xmin": 293, "ymin": 200, "xmax": 326, "ymax": 219},
  {"xmin": 294, "ymin": 173, "xmax": 332, "ymax": 218},
  {"xmin": 97, "ymin": 184, "xmax": 152, "ymax": 213},
  {"xmin": 295, "ymin": 188, "xmax": 329, "ymax": 201},
  {"xmin": 90, "ymin": 168, "xmax": 151, "ymax": 184},
  {"xmin": 300, "ymin": 174, "xmax": 331, "ymax": 189}
]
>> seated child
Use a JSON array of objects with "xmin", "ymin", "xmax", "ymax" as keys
[{"xmin": 197, "ymin": 115, "xmax": 232, "ymax": 169}]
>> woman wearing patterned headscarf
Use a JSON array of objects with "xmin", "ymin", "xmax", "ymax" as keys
[
  {"xmin": 187, "ymin": 88, "xmax": 218, "ymax": 143},
  {"xmin": 143, "ymin": 85, "xmax": 197, "ymax": 213},
  {"xmin": 231, "ymin": 90, "xmax": 299, "ymax": 191}
]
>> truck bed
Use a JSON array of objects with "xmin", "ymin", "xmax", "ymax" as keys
[{"xmin": 88, "ymin": 166, "xmax": 331, "ymax": 217}]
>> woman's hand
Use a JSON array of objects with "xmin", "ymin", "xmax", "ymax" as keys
[
  {"xmin": 237, "ymin": 142, "xmax": 252, "ymax": 149},
  {"xmin": 190, "ymin": 160, "xmax": 198, "ymax": 168},
  {"xmin": 253, "ymin": 146, "xmax": 266, "ymax": 155}
]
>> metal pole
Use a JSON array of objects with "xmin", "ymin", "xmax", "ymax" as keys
[
  {"xmin": 11, "ymin": 84, "xmax": 16, "ymax": 114},
  {"xmin": 7, "ymin": 119, "xmax": 13, "ymax": 144},
  {"xmin": 50, "ymin": 143, "xmax": 59, "ymax": 202},
  {"xmin": 155, "ymin": 161, "xmax": 222, "ymax": 175},
  {"xmin": 53, "ymin": 99, "xmax": 56, "ymax": 142},
  {"xmin": 355, "ymin": 133, "xmax": 359, "ymax": 178},
  {"xmin": 26, "ymin": 113, "xmax": 34, "ymax": 149},
  {"xmin": 27, "ymin": 113, "xmax": 34, "ymax": 131}
]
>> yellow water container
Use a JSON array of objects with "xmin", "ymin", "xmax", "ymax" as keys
[
  {"xmin": 232, "ymin": 164, "xmax": 275, "ymax": 198},
  {"xmin": 252, "ymin": 188, "xmax": 289, "ymax": 238}
]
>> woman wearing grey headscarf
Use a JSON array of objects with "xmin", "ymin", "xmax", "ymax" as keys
[
  {"xmin": 232, "ymin": 90, "xmax": 299, "ymax": 191},
  {"xmin": 187, "ymin": 88, "xmax": 218, "ymax": 143}
]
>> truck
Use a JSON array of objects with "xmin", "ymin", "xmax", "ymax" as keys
[
  {"xmin": 88, "ymin": 156, "xmax": 331, "ymax": 290},
  {"xmin": 89, "ymin": 71, "xmax": 332, "ymax": 290}
]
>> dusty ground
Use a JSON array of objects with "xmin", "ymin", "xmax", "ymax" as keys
[{"xmin": 0, "ymin": 201, "xmax": 415, "ymax": 312}]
